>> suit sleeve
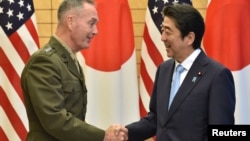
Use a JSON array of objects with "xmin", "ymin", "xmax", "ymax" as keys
[{"xmin": 208, "ymin": 67, "xmax": 235, "ymax": 124}]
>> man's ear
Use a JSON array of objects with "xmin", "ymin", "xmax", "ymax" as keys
[
  {"xmin": 185, "ymin": 31, "xmax": 195, "ymax": 46},
  {"xmin": 66, "ymin": 15, "xmax": 74, "ymax": 31}
]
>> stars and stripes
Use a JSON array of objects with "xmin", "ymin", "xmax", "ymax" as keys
[
  {"xmin": 139, "ymin": 0, "xmax": 192, "ymax": 117},
  {"xmin": 0, "ymin": 0, "xmax": 39, "ymax": 140},
  {"xmin": 0, "ymin": 0, "xmax": 33, "ymax": 36}
]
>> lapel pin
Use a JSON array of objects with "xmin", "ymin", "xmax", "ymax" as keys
[
  {"xmin": 198, "ymin": 72, "xmax": 202, "ymax": 76},
  {"xmin": 192, "ymin": 77, "xmax": 197, "ymax": 83}
]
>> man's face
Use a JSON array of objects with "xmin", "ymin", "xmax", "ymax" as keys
[
  {"xmin": 161, "ymin": 16, "xmax": 188, "ymax": 61},
  {"xmin": 70, "ymin": 2, "xmax": 99, "ymax": 52}
]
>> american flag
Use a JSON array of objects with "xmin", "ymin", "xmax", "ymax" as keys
[
  {"xmin": 0, "ymin": 0, "xmax": 39, "ymax": 140},
  {"xmin": 139, "ymin": 0, "xmax": 192, "ymax": 117}
]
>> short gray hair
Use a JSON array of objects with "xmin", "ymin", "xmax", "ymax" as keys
[{"xmin": 57, "ymin": 0, "xmax": 95, "ymax": 23}]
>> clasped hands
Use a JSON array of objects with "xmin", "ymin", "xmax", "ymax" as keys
[{"xmin": 104, "ymin": 124, "xmax": 128, "ymax": 141}]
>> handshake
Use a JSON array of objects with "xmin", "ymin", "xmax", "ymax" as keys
[{"xmin": 104, "ymin": 124, "xmax": 128, "ymax": 141}]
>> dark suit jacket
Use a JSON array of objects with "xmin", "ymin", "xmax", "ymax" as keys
[
  {"xmin": 21, "ymin": 36, "xmax": 105, "ymax": 141},
  {"xmin": 126, "ymin": 50, "xmax": 235, "ymax": 141}
]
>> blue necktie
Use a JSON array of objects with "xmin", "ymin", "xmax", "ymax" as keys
[{"xmin": 168, "ymin": 64, "xmax": 185, "ymax": 109}]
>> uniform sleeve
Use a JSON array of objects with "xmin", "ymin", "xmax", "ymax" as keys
[{"xmin": 21, "ymin": 54, "xmax": 105, "ymax": 141}]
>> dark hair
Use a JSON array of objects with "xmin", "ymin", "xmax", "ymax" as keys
[{"xmin": 162, "ymin": 4, "xmax": 205, "ymax": 49}]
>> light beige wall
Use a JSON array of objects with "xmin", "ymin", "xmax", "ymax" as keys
[{"xmin": 34, "ymin": 0, "xmax": 207, "ymax": 140}]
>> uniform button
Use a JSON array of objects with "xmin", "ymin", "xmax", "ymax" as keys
[{"xmin": 61, "ymin": 54, "xmax": 66, "ymax": 58}]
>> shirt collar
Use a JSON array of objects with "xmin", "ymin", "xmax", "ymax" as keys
[
  {"xmin": 176, "ymin": 48, "xmax": 201, "ymax": 71},
  {"xmin": 53, "ymin": 35, "xmax": 77, "ymax": 60}
]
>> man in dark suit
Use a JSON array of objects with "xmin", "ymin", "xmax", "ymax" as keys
[
  {"xmin": 21, "ymin": 0, "xmax": 127, "ymax": 140},
  {"xmin": 125, "ymin": 4, "xmax": 235, "ymax": 141}
]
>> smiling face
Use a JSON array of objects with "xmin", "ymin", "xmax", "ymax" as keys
[
  {"xmin": 68, "ymin": 2, "xmax": 99, "ymax": 52},
  {"xmin": 161, "ymin": 16, "xmax": 195, "ymax": 63}
]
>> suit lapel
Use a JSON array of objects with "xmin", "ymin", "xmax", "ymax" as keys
[
  {"xmin": 165, "ymin": 51, "xmax": 209, "ymax": 124},
  {"xmin": 157, "ymin": 59, "xmax": 175, "ymax": 123}
]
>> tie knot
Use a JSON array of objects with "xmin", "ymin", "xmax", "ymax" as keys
[{"xmin": 176, "ymin": 64, "xmax": 185, "ymax": 73}]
